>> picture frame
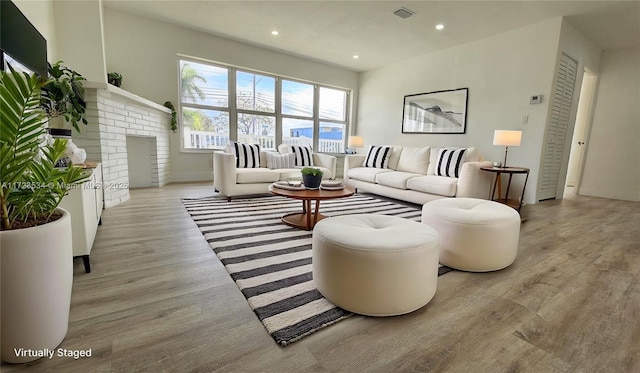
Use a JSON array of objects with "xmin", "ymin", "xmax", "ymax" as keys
[{"xmin": 402, "ymin": 88, "xmax": 468, "ymax": 134}]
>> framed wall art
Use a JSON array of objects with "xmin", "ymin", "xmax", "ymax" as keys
[{"xmin": 402, "ymin": 88, "xmax": 468, "ymax": 134}]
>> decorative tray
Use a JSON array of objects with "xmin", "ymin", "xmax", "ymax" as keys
[
  {"xmin": 272, "ymin": 181, "xmax": 305, "ymax": 191},
  {"xmin": 320, "ymin": 180, "xmax": 344, "ymax": 190},
  {"xmin": 320, "ymin": 185, "xmax": 344, "ymax": 191}
]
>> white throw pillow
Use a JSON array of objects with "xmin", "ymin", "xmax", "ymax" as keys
[
  {"xmin": 266, "ymin": 152, "xmax": 295, "ymax": 169},
  {"xmin": 435, "ymin": 148, "xmax": 467, "ymax": 178},
  {"xmin": 396, "ymin": 147, "xmax": 430, "ymax": 174},
  {"xmin": 231, "ymin": 142, "xmax": 261, "ymax": 168},
  {"xmin": 362, "ymin": 145, "xmax": 392, "ymax": 168}
]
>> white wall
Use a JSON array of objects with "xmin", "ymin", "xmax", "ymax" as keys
[
  {"xmin": 13, "ymin": 0, "xmax": 57, "ymax": 61},
  {"xmin": 538, "ymin": 19, "xmax": 602, "ymax": 200},
  {"xmin": 357, "ymin": 19, "xmax": 563, "ymax": 204},
  {"xmin": 53, "ymin": 0, "xmax": 107, "ymax": 83},
  {"xmin": 102, "ymin": 8, "xmax": 359, "ymax": 182},
  {"xmin": 580, "ymin": 46, "xmax": 640, "ymax": 201}
]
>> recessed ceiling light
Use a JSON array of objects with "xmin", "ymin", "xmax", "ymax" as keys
[
  {"xmin": 435, "ymin": 24, "xmax": 445, "ymax": 30},
  {"xmin": 271, "ymin": 30, "xmax": 279, "ymax": 36},
  {"xmin": 353, "ymin": 55, "xmax": 359, "ymax": 59}
]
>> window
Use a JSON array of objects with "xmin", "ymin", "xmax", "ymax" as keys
[
  {"xmin": 180, "ymin": 60, "xmax": 230, "ymax": 149},
  {"xmin": 318, "ymin": 87, "xmax": 348, "ymax": 153},
  {"xmin": 178, "ymin": 58, "xmax": 350, "ymax": 152},
  {"xmin": 236, "ymin": 71, "xmax": 276, "ymax": 149}
]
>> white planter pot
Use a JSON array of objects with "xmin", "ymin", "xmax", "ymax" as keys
[{"xmin": 1, "ymin": 208, "xmax": 73, "ymax": 363}]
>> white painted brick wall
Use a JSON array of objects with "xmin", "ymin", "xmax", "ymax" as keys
[{"xmin": 73, "ymin": 86, "xmax": 172, "ymax": 208}]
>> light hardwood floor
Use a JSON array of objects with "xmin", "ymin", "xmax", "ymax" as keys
[{"xmin": 3, "ymin": 183, "xmax": 639, "ymax": 372}]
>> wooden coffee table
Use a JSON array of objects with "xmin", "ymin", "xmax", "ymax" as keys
[{"xmin": 268, "ymin": 184, "xmax": 356, "ymax": 230}]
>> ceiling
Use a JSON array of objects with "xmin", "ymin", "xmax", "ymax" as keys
[{"xmin": 103, "ymin": 1, "xmax": 640, "ymax": 72}]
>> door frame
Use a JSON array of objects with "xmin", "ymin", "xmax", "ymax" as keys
[{"xmin": 565, "ymin": 68, "xmax": 599, "ymax": 194}]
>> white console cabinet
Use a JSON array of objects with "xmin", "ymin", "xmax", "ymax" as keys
[{"xmin": 60, "ymin": 164, "xmax": 103, "ymax": 273}]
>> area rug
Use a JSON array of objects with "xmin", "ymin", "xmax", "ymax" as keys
[{"xmin": 182, "ymin": 194, "xmax": 452, "ymax": 346}]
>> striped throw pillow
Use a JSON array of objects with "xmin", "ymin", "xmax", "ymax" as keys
[
  {"xmin": 232, "ymin": 142, "xmax": 261, "ymax": 168},
  {"xmin": 436, "ymin": 148, "xmax": 467, "ymax": 178},
  {"xmin": 265, "ymin": 152, "xmax": 295, "ymax": 169},
  {"xmin": 290, "ymin": 145, "xmax": 314, "ymax": 167},
  {"xmin": 362, "ymin": 145, "xmax": 392, "ymax": 168}
]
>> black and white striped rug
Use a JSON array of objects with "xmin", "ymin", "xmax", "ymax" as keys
[{"xmin": 182, "ymin": 194, "xmax": 451, "ymax": 346}]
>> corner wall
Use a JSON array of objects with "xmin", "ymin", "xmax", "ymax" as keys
[
  {"xmin": 357, "ymin": 19, "xmax": 563, "ymax": 204},
  {"xmin": 579, "ymin": 46, "xmax": 640, "ymax": 201},
  {"xmin": 537, "ymin": 19, "xmax": 602, "ymax": 201},
  {"xmin": 101, "ymin": 8, "xmax": 359, "ymax": 182}
]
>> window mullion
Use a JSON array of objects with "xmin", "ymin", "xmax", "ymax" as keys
[
  {"xmin": 181, "ymin": 103, "xmax": 228, "ymax": 112},
  {"xmin": 228, "ymin": 67, "xmax": 238, "ymax": 142},
  {"xmin": 313, "ymin": 84, "xmax": 320, "ymax": 151},
  {"xmin": 275, "ymin": 77, "xmax": 283, "ymax": 148}
]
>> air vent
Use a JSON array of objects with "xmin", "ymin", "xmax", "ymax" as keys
[{"xmin": 393, "ymin": 7, "xmax": 415, "ymax": 19}]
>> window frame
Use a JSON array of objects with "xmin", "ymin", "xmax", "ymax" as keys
[{"xmin": 178, "ymin": 57, "xmax": 351, "ymax": 154}]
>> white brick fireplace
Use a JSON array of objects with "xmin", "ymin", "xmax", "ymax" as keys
[{"xmin": 72, "ymin": 82, "xmax": 172, "ymax": 208}]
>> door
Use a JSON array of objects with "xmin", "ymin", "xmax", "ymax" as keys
[
  {"xmin": 565, "ymin": 69, "xmax": 597, "ymax": 190},
  {"xmin": 538, "ymin": 53, "xmax": 578, "ymax": 201}
]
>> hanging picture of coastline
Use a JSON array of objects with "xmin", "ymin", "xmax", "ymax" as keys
[{"xmin": 402, "ymin": 88, "xmax": 468, "ymax": 134}]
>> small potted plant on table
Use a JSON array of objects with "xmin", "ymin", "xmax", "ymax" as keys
[
  {"xmin": 107, "ymin": 72, "xmax": 122, "ymax": 87},
  {"xmin": 301, "ymin": 167, "xmax": 323, "ymax": 190}
]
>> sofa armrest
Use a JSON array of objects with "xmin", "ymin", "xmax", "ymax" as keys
[
  {"xmin": 312, "ymin": 153, "xmax": 337, "ymax": 179},
  {"xmin": 343, "ymin": 155, "xmax": 366, "ymax": 181},
  {"xmin": 456, "ymin": 161, "xmax": 494, "ymax": 198},
  {"xmin": 213, "ymin": 152, "xmax": 236, "ymax": 194}
]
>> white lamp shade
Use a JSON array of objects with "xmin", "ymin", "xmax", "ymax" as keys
[
  {"xmin": 348, "ymin": 136, "xmax": 364, "ymax": 148},
  {"xmin": 493, "ymin": 130, "xmax": 522, "ymax": 147}
]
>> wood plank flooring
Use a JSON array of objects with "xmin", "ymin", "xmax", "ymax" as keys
[{"xmin": 2, "ymin": 183, "xmax": 639, "ymax": 372}]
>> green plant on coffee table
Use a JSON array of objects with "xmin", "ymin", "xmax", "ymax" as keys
[
  {"xmin": 0, "ymin": 66, "xmax": 89, "ymax": 230},
  {"xmin": 40, "ymin": 61, "xmax": 87, "ymax": 132},
  {"xmin": 300, "ymin": 167, "xmax": 323, "ymax": 177}
]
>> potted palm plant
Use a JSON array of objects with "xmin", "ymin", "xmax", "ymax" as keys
[{"xmin": 0, "ymin": 67, "xmax": 89, "ymax": 363}]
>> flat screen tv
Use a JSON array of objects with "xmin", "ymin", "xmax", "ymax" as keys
[{"xmin": 1, "ymin": 0, "xmax": 47, "ymax": 76}]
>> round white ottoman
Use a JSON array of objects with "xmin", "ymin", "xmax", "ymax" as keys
[
  {"xmin": 312, "ymin": 214, "xmax": 439, "ymax": 316},
  {"xmin": 421, "ymin": 198, "xmax": 520, "ymax": 272}
]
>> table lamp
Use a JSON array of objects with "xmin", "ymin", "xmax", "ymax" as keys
[
  {"xmin": 493, "ymin": 130, "xmax": 522, "ymax": 168},
  {"xmin": 347, "ymin": 136, "xmax": 364, "ymax": 154}
]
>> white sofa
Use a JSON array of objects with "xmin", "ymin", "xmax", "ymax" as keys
[
  {"xmin": 344, "ymin": 146, "xmax": 493, "ymax": 205},
  {"xmin": 213, "ymin": 146, "xmax": 337, "ymax": 201}
]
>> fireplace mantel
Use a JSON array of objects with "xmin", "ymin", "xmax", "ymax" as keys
[{"xmin": 82, "ymin": 81, "xmax": 171, "ymax": 114}]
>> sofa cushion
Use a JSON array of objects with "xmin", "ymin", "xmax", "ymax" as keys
[
  {"xmin": 266, "ymin": 152, "xmax": 295, "ymax": 169},
  {"xmin": 363, "ymin": 145, "xmax": 392, "ymax": 168},
  {"xmin": 427, "ymin": 147, "xmax": 478, "ymax": 175},
  {"xmin": 236, "ymin": 168, "xmax": 279, "ymax": 184},
  {"xmin": 348, "ymin": 167, "xmax": 393, "ymax": 183},
  {"xmin": 406, "ymin": 175, "xmax": 458, "ymax": 197},
  {"xmin": 289, "ymin": 145, "xmax": 314, "ymax": 167},
  {"xmin": 229, "ymin": 142, "xmax": 261, "ymax": 168},
  {"xmin": 396, "ymin": 147, "xmax": 430, "ymax": 174},
  {"xmin": 375, "ymin": 171, "xmax": 421, "ymax": 190},
  {"xmin": 387, "ymin": 146, "xmax": 404, "ymax": 170},
  {"xmin": 435, "ymin": 148, "xmax": 467, "ymax": 178}
]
